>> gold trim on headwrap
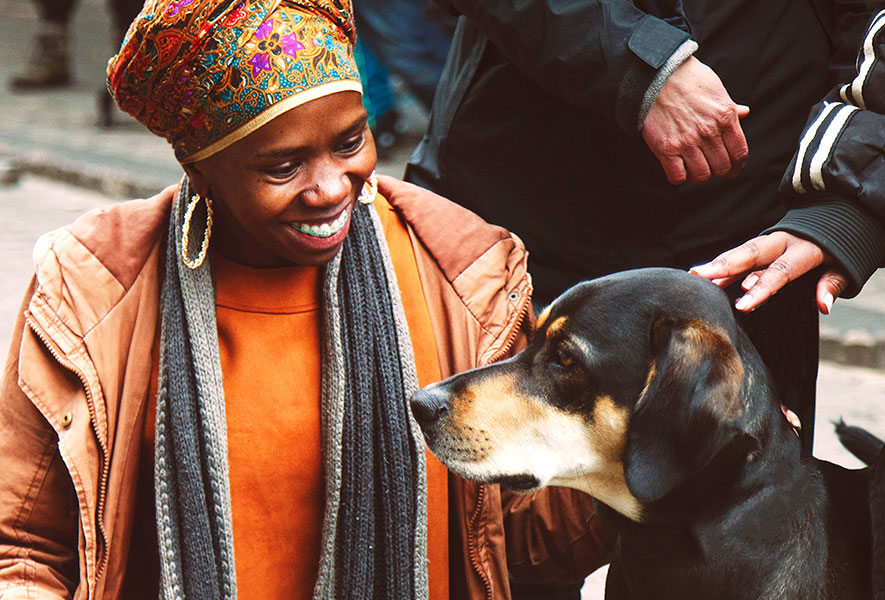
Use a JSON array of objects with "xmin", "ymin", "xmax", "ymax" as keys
[{"xmin": 107, "ymin": 0, "xmax": 362, "ymax": 162}]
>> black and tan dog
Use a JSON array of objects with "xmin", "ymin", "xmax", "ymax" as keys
[{"xmin": 410, "ymin": 268, "xmax": 872, "ymax": 599}]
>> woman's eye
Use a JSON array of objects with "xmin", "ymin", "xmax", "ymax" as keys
[
  {"xmin": 337, "ymin": 132, "xmax": 365, "ymax": 154},
  {"xmin": 264, "ymin": 162, "xmax": 300, "ymax": 180}
]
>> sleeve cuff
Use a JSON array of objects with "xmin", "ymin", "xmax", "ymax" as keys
[
  {"xmin": 615, "ymin": 15, "xmax": 691, "ymax": 133},
  {"xmin": 763, "ymin": 199, "xmax": 885, "ymax": 298},
  {"xmin": 637, "ymin": 39, "xmax": 698, "ymax": 130}
]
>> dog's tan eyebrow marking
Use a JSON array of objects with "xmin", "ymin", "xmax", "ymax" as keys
[
  {"xmin": 535, "ymin": 304, "xmax": 552, "ymax": 330},
  {"xmin": 546, "ymin": 316, "xmax": 568, "ymax": 340}
]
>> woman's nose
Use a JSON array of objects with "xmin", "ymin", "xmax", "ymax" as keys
[{"xmin": 302, "ymin": 160, "xmax": 350, "ymax": 208}]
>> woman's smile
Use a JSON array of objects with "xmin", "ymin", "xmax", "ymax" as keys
[{"xmin": 284, "ymin": 206, "xmax": 353, "ymax": 250}]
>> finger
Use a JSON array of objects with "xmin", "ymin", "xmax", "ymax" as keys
[
  {"xmin": 740, "ymin": 271, "xmax": 763, "ymax": 291},
  {"xmin": 658, "ymin": 154, "xmax": 687, "ymax": 186},
  {"xmin": 734, "ymin": 256, "xmax": 797, "ymax": 311},
  {"xmin": 780, "ymin": 405, "xmax": 802, "ymax": 433},
  {"xmin": 690, "ymin": 236, "xmax": 787, "ymax": 280},
  {"xmin": 720, "ymin": 119, "xmax": 749, "ymax": 178},
  {"xmin": 816, "ymin": 269, "xmax": 849, "ymax": 315},
  {"xmin": 735, "ymin": 104, "xmax": 750, "ymax": 118},
  {"xmin": 734, "ymin": 242, "xmax": 822, "ymax": 311},
  {"xmin": 699, "ymin": 135, "xmax": 732, "ymax": 178},
  {"xmin": 682, "ymin": 147, "xmax": 712, "ymax": 183},
  {"xmin": 711, "ymin": 275, "xmax": 740, "ymax": 288}
]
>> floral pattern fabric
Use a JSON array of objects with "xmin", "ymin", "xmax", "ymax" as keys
[{"xmin": 107, "ymin": 0, "xmax": 361, "ymax": 162}]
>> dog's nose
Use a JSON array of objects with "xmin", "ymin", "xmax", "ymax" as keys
[{"xmin": 410, "ymin": 385, "xmax": 450, "ymax": 428}]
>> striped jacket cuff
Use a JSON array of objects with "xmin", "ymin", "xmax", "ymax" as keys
[{"xmin": 764, "ymin": 199, "xmax": 885, "ymax": 298}]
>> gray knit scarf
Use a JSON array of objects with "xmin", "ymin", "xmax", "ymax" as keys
[{"xmin": 155, "ymin": 178, "xmax": 428, "ymax": 600}]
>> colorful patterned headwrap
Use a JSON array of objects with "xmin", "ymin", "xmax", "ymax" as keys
[{"xmin": 107, "ymin": 0, "xmax": 362, "ymax": 163}]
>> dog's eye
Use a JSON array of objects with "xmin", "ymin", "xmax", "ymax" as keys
[{"xmin": 550, "ymin": 348, "xmax": 574, "ymax": 369}]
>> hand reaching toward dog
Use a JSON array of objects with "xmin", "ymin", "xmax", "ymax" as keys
[
  {"xmin": 690, "ymin": 231, "xmax": 849, "ymax": 314},
  {"xmin": 642, "ymin": 56, "xmax": 750, "ymax": 185}
]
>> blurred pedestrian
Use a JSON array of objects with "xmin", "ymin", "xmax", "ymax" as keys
[
  {"xmin": 353, "ymin": 0, "xmax": 451, "ymax": 111},
  {"xmin": 10, "ymin": 0, "xmax": 141, "ymax": 89},
  {"xmin": 354, "ymin": 37, "xmax": 409, "ymax": 158}
]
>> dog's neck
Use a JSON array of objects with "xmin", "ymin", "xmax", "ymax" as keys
[{"xmin": 600, "ymin": 394, "xmax": 829, "ymax": 599}]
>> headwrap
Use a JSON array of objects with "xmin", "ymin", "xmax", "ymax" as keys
[
  {"xmin": 107, "ymin": 0, "xmax": 362, "ymax": 162},
  {"xmin": 156, "ymin": 177, "xmax": 429, "ymax": 600}
]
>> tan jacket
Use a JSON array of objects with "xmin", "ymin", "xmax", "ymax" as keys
[{"xmin": 0, "ymin": 180, "xmax": 610, "ymax": 599}]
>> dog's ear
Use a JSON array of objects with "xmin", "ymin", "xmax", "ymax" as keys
[{"xmin": 624, "ymin": 314, "xmax": 758, "ymax": 503}]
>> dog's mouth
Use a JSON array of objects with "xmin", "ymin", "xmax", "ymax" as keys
[{"xmin": 490, "ymin": 473, "xmax": 542, "ymax": 493}]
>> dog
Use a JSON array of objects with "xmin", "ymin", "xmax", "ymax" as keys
[{"xmin": 410, "ymin": 267, "xmax": 872, "ymax": 599}]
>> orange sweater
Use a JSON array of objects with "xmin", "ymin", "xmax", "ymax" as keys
[{"xmin": 124, "ymin": 197, "xmax": 449, "ymax": 598}]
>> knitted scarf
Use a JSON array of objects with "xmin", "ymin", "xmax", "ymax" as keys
[{"xmin": 155, "ymin": 178, "xmax": 428, "ymax": 600}]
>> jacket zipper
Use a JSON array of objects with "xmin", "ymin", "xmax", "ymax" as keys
[
  {"xmin": 466, "ymin": 483, "xmax": 494, "ymax": 600},
  {"xmin": 26, "ymin": 316, "xmax": 112, "ymax": 588},
  {"xmin": 485, "ymin": 291, "xmax": 531, "ymax": 366},
  {"xmin": 468, "ymin": 290, "xmax": 531, "ymax": 599}
]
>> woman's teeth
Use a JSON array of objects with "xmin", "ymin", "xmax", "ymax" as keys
[{"xmin": 290, "ymin": 210, "xmax": 349, "ymax": 238}]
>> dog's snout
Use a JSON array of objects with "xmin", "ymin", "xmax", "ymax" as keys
[{"xmin": 410, "ymin": 386, "xmax": 450, "ymax": 428}]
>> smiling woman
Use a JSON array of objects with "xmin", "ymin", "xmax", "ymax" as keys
[
  {"xmin": 183, "ymin": 92, "xmax": 377, "ymax": 267},
  {"xmin": 0, "ymin": 0, "xmax": 615, "ymax": 598}
]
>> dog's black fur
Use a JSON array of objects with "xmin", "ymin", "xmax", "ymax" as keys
[{"xmin": 411, "ymin": 268, "xmax": 873, "ymax": 599}]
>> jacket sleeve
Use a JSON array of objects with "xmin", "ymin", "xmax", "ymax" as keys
[
  {"xmin": 0, "ymin": 279, "xmax": 79, "ymax": 599},
  {"xmin": 502, "ymin": 487, "xmax": 616, "ymax": 582},
  {"xmin": 439, "ymin": 0, "xmax": 695, "ymax": 132},
  {"xmin": 770, "ymin": 9, "xmax": 885, "ymax": 297}
]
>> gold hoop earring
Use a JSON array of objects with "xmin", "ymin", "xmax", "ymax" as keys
[
  {"xmin": 357, "ymin": 170, "xmax": 378, "ymax": 205},
  {"xmin": 181, "ymin": 192, "xmax": 214, "ymax": 269}
]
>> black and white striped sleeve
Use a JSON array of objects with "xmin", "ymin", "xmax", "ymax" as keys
[{"xmin": 770, "ymin": 9, "xmax": 885, "ymax": 296}]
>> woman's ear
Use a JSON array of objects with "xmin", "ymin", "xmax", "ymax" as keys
[{"xmin": 181, "ymin": 161, "xmax": 211, "ymax": 198}]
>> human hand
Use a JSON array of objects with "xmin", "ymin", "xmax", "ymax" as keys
[
  {"xmin": 689, "ymin": 231, "xmax": 849, "ymax": 314},
  {"xmin": 642, "ymin": 56, "xmax": 750, "ymax": 185}
]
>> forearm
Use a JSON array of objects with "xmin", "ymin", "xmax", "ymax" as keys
[{"xmin": 442, "ymin": 0, "xmax": 692, "ymax": 131}]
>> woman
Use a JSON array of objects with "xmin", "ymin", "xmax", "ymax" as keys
[{"xmin": 0, "ymin": 0, "xmax": 611, "ymax": 597}]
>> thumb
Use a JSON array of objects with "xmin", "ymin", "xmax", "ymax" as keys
[
  {"xmin": 816, "ymin": 269, "xmax": 849, "ymax": 314},
  {"xmin": 736, "ymin": 104, "xmax": 750, "ymax": 118}
]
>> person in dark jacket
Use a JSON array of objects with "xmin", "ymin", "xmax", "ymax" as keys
[
  {"xmin": 691, "ymin": 10, "xmax": 885, "ymax": 597},
  {"xmin": 405, "ymin": 0, "xmax": 878, "ymax": 458}
]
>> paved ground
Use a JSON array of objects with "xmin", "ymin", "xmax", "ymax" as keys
[{"xmin": 0, "ymin": 1, "xmax": 883, "ymax": 597}]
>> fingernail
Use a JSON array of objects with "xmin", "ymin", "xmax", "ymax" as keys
[
  {"xmin": 735, "ymin": 296, "xmax": 752, "ymax": 311},
  {"xmin": 742, "ymin": 274, "xmax": 759, "ymax": 290},
  {"xmin": 690, "ymin": 263, "xmax": 710, "ymax": 275},
  {"xmin": 822, "ymin": 292, "xmax": 834, "ymax": 314}
]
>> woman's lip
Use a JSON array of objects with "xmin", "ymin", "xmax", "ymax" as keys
[{"xmin": 282, "ymin": 208, "xmax": 352, "ymax": 250}]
